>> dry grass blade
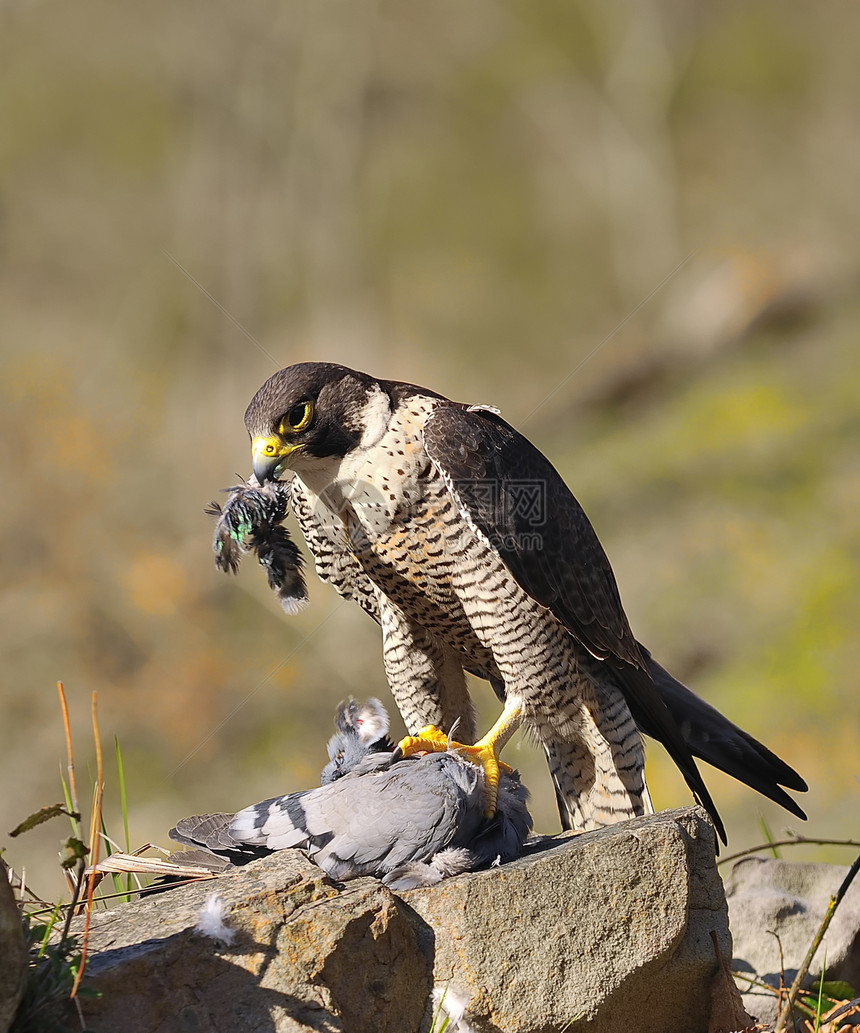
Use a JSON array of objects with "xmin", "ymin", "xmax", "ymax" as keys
[
  {"xmin": 70, "ymin": 691, "xmax": 104, "ymax": 1000},
  {"xmin": 85, "ymin": 853, "xmax": 218, "ymax": 879},
  {"xmin": 57, "ymin": 681, "xmax": 80, "ymax": 822},
  {"xmin": 819, "ymin": 997, "xmax": 860, "ymax": 1025},
  {"xmin": 718, "ymin": 837, "xmax": 860, "ymax": 867},
  {"xmin": 708, "ymin": 928, "xmax": 758, "ymax": 1032},
  {"xmin": 58, "ymin": 683, "xmax": 87, "ymax": 946},
  {"xmin": 768, "ymin": 929, "xmax": 788, "ymax": 1019},
  {"xmin": 5, "ymin": 866, "xmax": 53, "ymax": 906}
]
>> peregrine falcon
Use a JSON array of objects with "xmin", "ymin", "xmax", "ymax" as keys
[
  {"xmin": 239, "ymin": 362, "xmax": 807, "ymax": 843},
  {"xmin": 171, "ymin": 698, "xmax": 532, "ymax": 889}
]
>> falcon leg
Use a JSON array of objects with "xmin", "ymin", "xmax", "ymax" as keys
[
  {"xmin": 380, "ymin": 598, "xmax": 477, "ymax": 742},
  {"xmin": 398, "ymin": 696, "xmax": 525, "ymax": 816}
]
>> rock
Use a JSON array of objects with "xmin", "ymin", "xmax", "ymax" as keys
[
  {"xmin": 0, "ymin": 859, "xmax": 27, "ymax": 1033},
  {"xmin": 726, "ymin": 857, "xmax": 860, "ymax": 1026},
  {"xmin": 71, "ymin": 807, "xmax": 730, "ymax": 1033},
  {"xmin": 407, "ymin": 807, "xmax": 730, "ymax": 1033},
  {"xmin": 75, "ymin": 854, "xmax": 431, "ymax": 1033}
]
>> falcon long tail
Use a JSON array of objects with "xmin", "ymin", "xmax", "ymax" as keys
[
  {"xmin": 615, "ymin": 661, "xmax": 728, "ymax": 844},
  {"xmin": 638, "ymin": 647, "xmax": 807, "ymax": 820}
]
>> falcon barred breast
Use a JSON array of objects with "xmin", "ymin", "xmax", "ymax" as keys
[{"xmin": 242, "ymin": 362, "xmax": 807, "ymax": 842}]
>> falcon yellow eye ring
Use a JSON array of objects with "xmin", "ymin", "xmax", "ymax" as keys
[{"xmin": 279, "ymin": 399, "xmax": 314, "ymax": 435}]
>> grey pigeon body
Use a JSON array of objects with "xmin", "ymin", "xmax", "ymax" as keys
[
  {"xmin": 230, "ymin": 749, "xmax": 530, "ymax": 887},
  {"xmin": 170, "ymin": 699, "xmax": 532, "ymax": 889}
]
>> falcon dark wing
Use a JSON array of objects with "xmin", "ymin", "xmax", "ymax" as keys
[
  {"xmin": 423, "ymin": 406, "xmax": 643, "ymax": 664},
  {"xmin": 423, "ymin": 403, "xmax": 725, "ymax": 842}
]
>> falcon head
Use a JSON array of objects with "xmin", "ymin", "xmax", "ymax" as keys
[{"xmin": 244, "ymin": 362, "xmax": 388, "ymax": 483}]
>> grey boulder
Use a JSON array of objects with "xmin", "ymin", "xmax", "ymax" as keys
[
  {"xmin": 726, "ymin": 856, "xmax": 860, "ymax": 1025},
  {"xmin": 71, "ymin": 807, "xmax": 733, "ymax": 1033}
]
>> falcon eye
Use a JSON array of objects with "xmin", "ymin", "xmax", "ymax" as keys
[{"xmin": 279, "ymin": 400, "xmax": 314, "ymax": 435}]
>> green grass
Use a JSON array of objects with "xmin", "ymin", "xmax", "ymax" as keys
[{"xmin": 10, "ymin": 910, "xmax": 93, "ymax": 1033}]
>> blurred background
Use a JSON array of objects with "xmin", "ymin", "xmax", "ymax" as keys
[{"xmin": 2, "ymin": 0, "xmax": 858, "ymax": 898}]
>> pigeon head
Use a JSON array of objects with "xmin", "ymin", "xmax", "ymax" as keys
[{"xmin": 320, "ymin": 697, "xmax": 392, "ymax": 785}]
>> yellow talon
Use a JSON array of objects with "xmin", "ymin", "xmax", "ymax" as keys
[
  {"xmin": 398, "ymin": 725, "xmax": 452, "ymax": 755},
  {"xmin": 453, "ymin": 739, "xmax": 507, "ymax": 817},
  {"xmin": 397, "ymin": 697, "xmax": 525, "ymax": 818}
]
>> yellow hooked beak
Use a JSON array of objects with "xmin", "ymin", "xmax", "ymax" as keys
[{"xmin": 251, "ymin": 434, "xmax": 295, "ymax": 483}]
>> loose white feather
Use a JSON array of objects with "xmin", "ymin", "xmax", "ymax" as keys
[
  {"xmin": 383, "ymin": 847, "xmax": 474, "ymax": 891},
  {"xmin": 194, "ymin": 893, "xmax": 236, "ymax": 945},
  {"xmin": 279, "ymin": 594, "xmax": 310, "ymax": 616},
  {"xmin": 431, "ymin": 985, "xmax": 476, "ymax": 1033}
]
